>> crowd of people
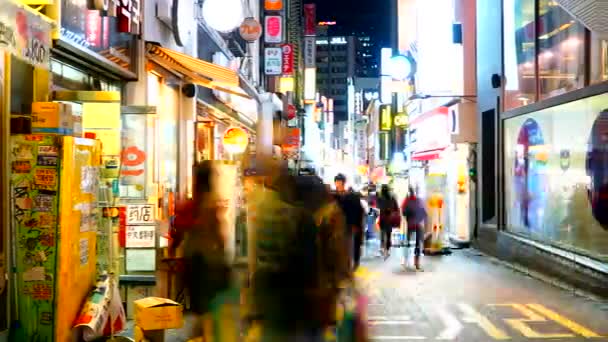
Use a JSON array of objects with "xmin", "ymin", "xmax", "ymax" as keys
[{"xmin": 168, "ymin": 163, "xmax": 428, "ymax": 341}]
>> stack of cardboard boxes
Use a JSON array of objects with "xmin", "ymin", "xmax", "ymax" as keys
[
  {"xmin": 133, "ymin": 297, "xmax": 184, "ymax": 342},
  {"xmin": 31, "ymin": 102, "xmax": 83, "ymax": 137}
]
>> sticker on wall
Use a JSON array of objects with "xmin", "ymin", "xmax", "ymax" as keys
[
  {"xmin": 12, "ymin": 160, "xmax": 32, "ymax": 173},
  {"xmin": 34, "ymin": 194, "xmax": 54, "ymax": 212},
  {"xmin": 23, "ymin": 266, "xmax": 46, "ymax": 282},
  {"xmin": 34, "ymin": 168, "xmax": 57, "ymax": 191},
  {"xmin": 80, "ymin": 238, "xmax": 89, "ymax": 266},
  {"xmin": 37, "ymin": 156, "xmax": 58, "ymax": 167},
  {"xmin": 81, "ymin": 166, "xmax": 100, "ymax": 194},
  {"xmin": 12, "ymin": 144, "xmax": 34, "ymax": 160}
]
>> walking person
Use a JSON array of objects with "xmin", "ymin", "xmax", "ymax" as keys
[
  {"xmin": 333, "ymin": 174, "xmax": 365, "ymax": 270},
  {"xmin": 402, "ymin": 186, "xmax": 428, "ymax": 271},
  {"xmin": 377, "ymin": 185, "xmax": 400, "ymax": 260}
]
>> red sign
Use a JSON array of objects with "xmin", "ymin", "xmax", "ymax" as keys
[
  {"xmin": 85, "ymin": 10, "xmax": 102, "ymax": 47},
  {"xmin": 287, "ymin": 104, "xmax": 296, "ymax": 120},
  {"xmin": 264, "ymin": 16, "xmax": 283, "ymax": 43},
  {"xmin": 281, "ymin": 44, "xmax": 294, "ymax": 75},
  {"xmin": 282, "ymin": 128, "xmax": 301, "ymax": 152},
  {"xmin": 117, "ymin": 0, "xmax": 132, "ymax": 33},
  {"xmin": 304, "ymin": 4, "xmax": 316, "ymax": 36}
]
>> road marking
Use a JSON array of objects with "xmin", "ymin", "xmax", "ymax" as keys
[
  {"xmin": 436, "ymin": 307, "xmax": 463, "ymax": 340},
  {"xmin": 372, "ymin": 336, "xmax": 426, "ymax": 340},
  {"xmin": 527, "ymin": 304, "xmax": 603, "ymax": 338},
  {"xmin": 491, "ymin": 304, "xmax": 574, "ymax": 339},
  {"xmin": 368, "ymin": 321, "xmax": 414, "ymax": 326},
  {"xmin": 458, "ymin": 303, "xmax": 511, "ymax": 340},
  {"xmin": 369, "ymin": 316, "xmax": 412, "ymax": 321}
]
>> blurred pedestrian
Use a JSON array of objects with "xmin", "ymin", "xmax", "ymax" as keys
[
  {"xmin": 402, "ymin": 186, "xmax": 427, "ymax": 271},
  {"xmin": 170, "ymin": 163, "xmax": 231, "ymax": 340},
  {"xmin": 377, "ymin": 184, "xmax": 400, "ymax": 260},
  {"xmin": 333, "ymin": 174, "xmax": 365, "ymax": 270}
]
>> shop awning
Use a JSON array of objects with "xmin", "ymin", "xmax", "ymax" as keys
[
  {"xmin": 146, "ymin": 43, "xmax": 251, "ymax": 99},
  {"xmin": 412, "ymin": 148, "xmax": 446, "ymax": 161}
]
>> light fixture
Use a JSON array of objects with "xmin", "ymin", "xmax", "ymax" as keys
[
  {"xmin": 202, "ymin": 0, "xmax": 244, "ymax": 33},
  {"xmin": 389, "ymin": 55, "xmax": 412, "ymax": 80}
]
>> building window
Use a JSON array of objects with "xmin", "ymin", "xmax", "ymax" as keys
[
  {"xmin": 538, "ymin": 0, "xmax": 585, "ymax": 99},
  {"xmin": 503, "ymin": 0, "xmax": 536, "ymax": 110}
]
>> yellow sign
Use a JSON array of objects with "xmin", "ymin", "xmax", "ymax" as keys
[
  {"xmin": 394, "ymin": 113, "xmax": 408, "ymax": 127},
  {"xmin": 379, "ymin": 104, "xmax": 392, "ymax": 131}
]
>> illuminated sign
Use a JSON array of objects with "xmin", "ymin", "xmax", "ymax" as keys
[
  {"xmin": 304, "ymin": 68, "xmax": 316, "ymax": 100},
  {"xmin": 264, "ymin": 16, "xmax": 283, "ymax": 44},
  {"xmin": 330, "ymin": 37, "xmax": 347, "ymax": 45},
  {"xmin": 318, "ymin": 21, "xmax": 336, "ymax": 26},
  {"xmin": 379, "ymin": 104, "xmax": 392, "ymax": 131},
  {"xmin": 394, "ymin": 113, "xmax": 408, "ymax": 127},
  {"xmin": 222, "ymin": 127, "xmax": 249, "ymax": 154},
  {"xmin": 316, "ymin": 39, "xmax": 328, "ymax": 45}
]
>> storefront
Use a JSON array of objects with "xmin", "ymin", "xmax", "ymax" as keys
[{"xmin": 1, "ymin": 0, "xmax": 53, "ymax": 338}]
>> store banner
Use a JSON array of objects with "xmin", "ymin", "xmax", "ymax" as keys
[
  {"xmin": 303, "ymin": 4, "xmax": 316, "ymax": 36},
  {"xmin": 303, "ymin": 37, "xmax": 316, "ymax": 68},
  {"xmin": 265, "ymin": 0, "xmax": 283, "ymax": 11},
  {"xmin": 0, "ymin": 0, "xmax": 51, "ymax": 69},
  {"xmin": 264, "ymin": 47, "xmax": 282, "ymax": 75},
  {"xmin": 281, "ymin": 44, "xmax": 294, "ymax": 75},
  {"xmin": 264, "ymin": 15, "xmax": 283, "ymax": 43}
]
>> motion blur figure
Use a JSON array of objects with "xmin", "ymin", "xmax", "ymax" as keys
[
  {"xmin": 251, "ymin": 167, "xmax": 349, "ymax": 341},
  {"xmin": 402, "ymin": 186, "xmax": 427, "ymax": 270},
  {"xmin": 377, "ymin": 185, "xmax": 399, "ymax": 259},
  {"xmin": 170, "ymin": 163, "xmax": 231, "ymax": 340},
  {"xmin": 333, "ymin": 174, "xmax": 365, "ymax": 270}
]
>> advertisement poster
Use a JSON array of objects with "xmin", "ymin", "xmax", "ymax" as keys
[
  {"xmin": 10, "ymin": 135, "xmax": 61, "ymax": 341},
  {"xmin": 264, "ymin": 47, "xmax": 282, "ymax": 75},
  {"xmin": 504, "ymin": 93, "xmax": 608, "ymax": 261}
]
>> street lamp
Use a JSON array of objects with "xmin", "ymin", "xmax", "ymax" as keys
[{"xmin": 202, "ymin": 0, "xmax": 245, "ymax": 33}]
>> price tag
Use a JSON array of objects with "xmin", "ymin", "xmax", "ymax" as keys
[{"xmin": 126, "ymin": 204, "xmax": 155, "ymax": 225}]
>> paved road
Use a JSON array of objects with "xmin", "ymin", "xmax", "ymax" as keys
[{"xmin": 359, "ymin": 247, "xmax": 608, "ymax": 342}]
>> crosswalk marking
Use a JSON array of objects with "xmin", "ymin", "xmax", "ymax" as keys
[
  {"xmin": 526, "ymin": 304, "xmax": 603, "ymax": 338},
  {"xmin": 458, "ymin": 303, "xmax": 511, "ymax": 340},
  {"xmin": 491, "ymin": 304, "xmax": 574, "ymax": 339},
  {"xmin": 436, "ymin": 307, "xmax": 463, "ymax": 340},
  {"xmin": 368, "ymin": 321, "xmax": 414, "ymax": 326}
]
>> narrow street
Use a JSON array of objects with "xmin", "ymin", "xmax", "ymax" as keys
[{"xmin": 359, "ymin": 247, "xmax": 608, "ymax": 341}]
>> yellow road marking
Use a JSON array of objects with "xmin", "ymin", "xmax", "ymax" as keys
[
  {"xmin": 491, "ymin": 304, "xmax": 574, "ymax": 339},
  {"xmin": 527, "ymin": 304, "xmax": 603, "ymax": 338},
  {"xmin": 458, "ymin": 303, "xmax": 511, "ymax": 340}
]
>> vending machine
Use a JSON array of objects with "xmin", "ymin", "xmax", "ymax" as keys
[{"xmin": 10, "ymin": 134, "xmax": 101, "ymax": 341}]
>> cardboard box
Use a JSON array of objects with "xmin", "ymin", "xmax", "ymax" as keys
[
  {"xmin": 31, "ymin": 102, "xmax": 74, "ymax": 135},
  {"xmin": 134, "ymin": 297, "xmax": 184, "ymax": 331}
]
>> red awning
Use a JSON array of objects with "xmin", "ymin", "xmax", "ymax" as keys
[{"xmin": 412, "ymin": 148, "xmax": 446, "ymax": 161}]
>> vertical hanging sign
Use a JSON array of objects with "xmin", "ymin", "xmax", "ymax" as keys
[
  {"xmin": 281, "ymin": 44, "xmax": 294, "ymax": 75},
  {"xmin": 303, "ymin": 4, "xmax": 316, "ymax": 36}
]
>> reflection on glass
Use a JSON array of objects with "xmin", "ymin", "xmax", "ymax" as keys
[
  {"xmin": 590, "ymin": 34, "xmax": 608, "ymax": 84},
  {"xmin": 503, "ymin": 0, "xmax": 536, "ymax": 110},
  {"xmin": 538, "ymin": 0, "xmax": 585, "ymax": 99},
  {"xmin": 504, "ymin": 93, "xmax": 608, "ymax": 262}
]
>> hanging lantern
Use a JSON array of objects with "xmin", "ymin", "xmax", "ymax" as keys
[{"xmin": 222, "ymin": 127, "xmax": 249, "ymax": 154}]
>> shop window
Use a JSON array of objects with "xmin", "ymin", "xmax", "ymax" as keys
[
  {"xmin": 503, "ymin": 0, "xmax": 536, "ymax": 110},
  {"xmin": 590, "ymin": 33, "xmax": 608, "ymax": 84},
  {"xmin": 503, "ymin": 93, "xmax": 608, "ymax": 262},
  {"xmin": 538, "ymin": 0, "xmax": 585, "ymax": 99}
]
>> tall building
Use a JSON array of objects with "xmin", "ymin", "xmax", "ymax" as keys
[
  {"xmin": 356, "ymin": 35, "xmax": 380, "ymax": 77},
  {"xmin": 315, "ymin": 30, "xmax": 356, "ymax": 121}
]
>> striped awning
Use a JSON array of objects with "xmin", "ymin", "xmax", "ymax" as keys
[{"xmin": 146, "ymin": 43, "xmax": 251, "ymax": 99}]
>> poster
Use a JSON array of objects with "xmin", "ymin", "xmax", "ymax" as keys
[
  {"xmin": 125, "ymin": 226, "xmax": 155, "ymax": 248},
  {"xmin": 504, "ymin": 93, "xmax": 608, "ymax": 261}
]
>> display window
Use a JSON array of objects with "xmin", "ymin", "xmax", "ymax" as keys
[{"xmin": 504, "ymin": 92, "xmax": 608, "ymax": 261}]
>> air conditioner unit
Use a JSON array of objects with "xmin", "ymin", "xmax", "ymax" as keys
[{"xmin": 156, "ymin": 0, "xmax": 172, "ymax": 28}]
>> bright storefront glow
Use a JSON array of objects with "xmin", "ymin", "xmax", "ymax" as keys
[{"xmin": 203, "ymin": 0, "xmax": 245, "ymax": 33}]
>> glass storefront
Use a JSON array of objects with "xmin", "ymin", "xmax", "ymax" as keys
[
  {"xmin": 538, "ymin": 0, "xmax": 586, "ymax": 99},
  {"xmin": 504, "ymin": 92, "xmax": 608, "ymax": 262},
  {"xmin": 503, "ymin": 0, "xmax": 536, "ymax": 110}
]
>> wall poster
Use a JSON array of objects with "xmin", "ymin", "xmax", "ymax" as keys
[{"xmin": 504, "ymin": 93, "xmax": 608, "ymax": 261}]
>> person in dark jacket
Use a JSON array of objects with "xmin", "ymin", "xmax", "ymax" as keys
[
  {"xmin": 333, "ymin": 173, "xmax": 365, "ymax": 270},
  {"xmin": 402, "ymin": 186, "xmax": 427, "ymax": 270},
  {"xmin": 377, "ymin": 184, "xmax": 399, "ymax": 259}
]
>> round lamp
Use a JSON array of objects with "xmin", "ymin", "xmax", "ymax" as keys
[
  {"xmin": 389, "ymin": 55, "xmax": 412, "ymax": 80},
  {"xmin": 202, "ymin": 0, "xmax": 244, "ymax": 33}
]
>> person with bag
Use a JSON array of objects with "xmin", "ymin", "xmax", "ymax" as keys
[
  {"xmin": 401, "ymin": 186, "xmax": 427, "ymax": 271},
  {"xmin": 377, "ymin": 185, "xmax": 400, "ymax": 260},
  {"xmin": 170, "ymin": 163, "xmax": 232, "ymax": 340}
]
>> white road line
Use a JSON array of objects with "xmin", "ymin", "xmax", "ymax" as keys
[
  {"xmin": 368, "ymin": 316, "xmax": 412, "ymax": 321},
  {"xmin": 436, "ymin": 307, "xmax": 463, "ymax": 340},
  {"xmin": 371, "ymin": 336, "xmax": 426, "ymax": 340},
  {"xmin": 368, "ymin": 321, "xmax": 414, "ymax": 326}
]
